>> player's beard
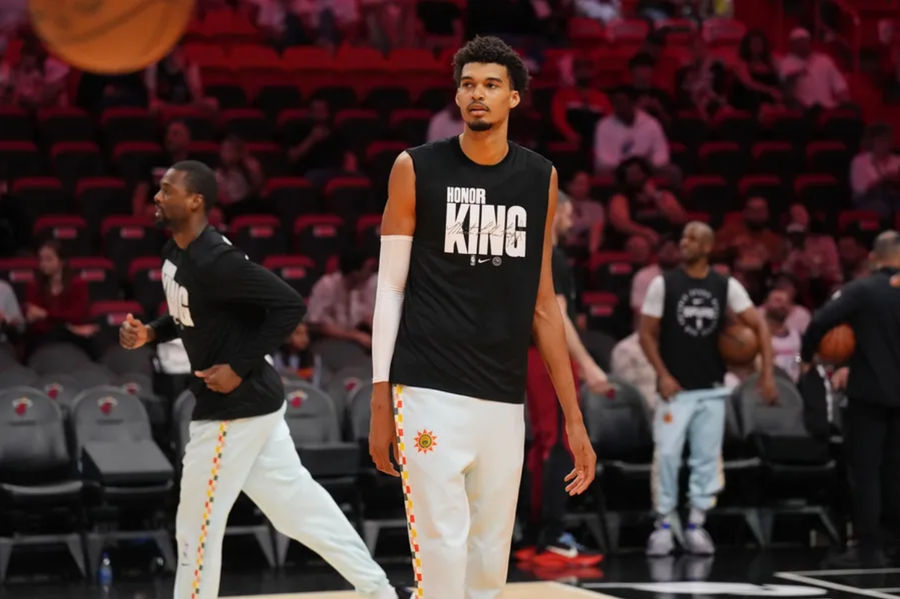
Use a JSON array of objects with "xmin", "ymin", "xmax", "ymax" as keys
[{"xmin": 467, "ymin": 119, "xmax": 492, "ymax": 132}]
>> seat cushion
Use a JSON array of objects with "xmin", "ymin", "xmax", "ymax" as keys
[{"xmin": 1, "ymin": 479, "xmax": 83, "ymax": 503}]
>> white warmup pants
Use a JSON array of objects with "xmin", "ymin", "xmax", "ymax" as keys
[
  {"xmin": 174, "ymin": 402, "xmax": 394, "ymax": 599},
  {"xmin": 393, "ymin": 385, "xmax": 525, "ymax": 599}
]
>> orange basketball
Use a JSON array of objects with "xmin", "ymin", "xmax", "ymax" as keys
[
  {"xmin": 818, "ymin": 324, "xmax": 855, "ymax": 363},
  {"xmin": 29, "ymin": 0, "xmax": 195, "ymax": 74},
  {"xmin": 718, "ymin": 323, "xmax": 759, "ymax": 366}
]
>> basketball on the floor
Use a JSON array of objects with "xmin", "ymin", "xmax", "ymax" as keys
[
  {"xmin": 818, "ymin": 323, "xmax": 855, "ymax": 363},
  {"xmin": 718, "ymin": 323, "xmax": 759, "ymax": 365},
  {"xmin": 29, "ymin": 0, "xmax": 195, "ymax": 74}
]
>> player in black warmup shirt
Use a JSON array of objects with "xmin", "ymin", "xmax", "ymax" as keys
[
  {"xmin": 368, "ymin": 37, "xmax": 596, "ymax": 598},
  {"xmin": 118, "ymin": 161, "xmax": 404, "ymax": 599}
]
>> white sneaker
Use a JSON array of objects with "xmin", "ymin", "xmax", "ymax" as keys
[
  {"xmin": 684, "ymin": 524, "xmax": 715, "ymax": 555},
  {"xmin": 646, "ymin": 524, "xmax": 676, "ymax": 557}
]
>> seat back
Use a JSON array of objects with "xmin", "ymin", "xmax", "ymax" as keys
[
  {"xmin": 70, "ymin": 386, "xmax": 153, "ymax": 456},
  {"xmin": 732, "ymin": 371, "xmax": 806, "ymax": 438},
  {"xmin": 348, "ymin": 380, "xmax": 374, "ymax": 442},
  {"xmin": 101, "ymin": 344, "xmax": 154, "ymax": 376},
  {"xmin": 36, "ymin": 372, "xmax": 84, "ymax": 413},
  {"xmin": 311, "ymin": 338, "xmax": 369, "ymax": 373},
  {"xmin": 0, "ymin": 386, "xmax": 70, "ymax": 477},
  {"xmin": 283, "ymin": 380, "xmax": 340, "ymax": 445},
  {"xmin": 582, "ymin": 377, "xmax": 653, "ymax": 462},
  {"xmin": 0, "ymin": 364, "xmax": 38, "ymax": 388},
  {"xmin": 324, "ymin": 364, "xmax": 372, "ymax": 423},
  {"xmin": 27, "ymin": 342, "xmax": 92, "ymax": 375}
]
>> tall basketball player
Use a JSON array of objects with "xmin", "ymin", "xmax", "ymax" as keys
[
  {"xmin": 639, "ymin": 222, "xmax": 776, "ymax": 556},
  {"xmin": 369, "ymin": 36, "xmax": 596, "ymax": 598},
  {"xmin": 118, "ymin": 160, "xmax": 405, "ymax": 599}
]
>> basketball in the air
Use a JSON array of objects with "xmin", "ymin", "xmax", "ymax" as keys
[
  {"xmin": 718, "ymin": 323, "xmax": 759, "ymax": 365},
  {"xmin": 818, "ymin": 324, "xmax": 855, "ymax": 363},
  {"xmin": 29, "ymin": 0, "xmax": 195, "ymax": 74}
]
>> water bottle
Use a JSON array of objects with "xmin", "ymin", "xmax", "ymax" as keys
[{"xmin": 98, "ymin": 552, "xmax": 113, "ymax": 591}]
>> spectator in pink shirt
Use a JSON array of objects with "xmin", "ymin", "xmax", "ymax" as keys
[
  {"xmin": 850, "ymin": 123, "xmax": 900, "ymax": 216},
  {"xmin": 777, "ymin": 28, "xmax": 849, "ymax": 110},
  {"xmin": 781, "ymin": 202, "xmax": 842, "ymax": 304},
  {"xmin": 306, "ymin": 249, "xmax": 376, "ymax": 349}
]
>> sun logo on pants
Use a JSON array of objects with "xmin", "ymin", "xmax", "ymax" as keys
[{"xmin": 415, "ymin": 430, "xmax": 437, "ymax": 454}]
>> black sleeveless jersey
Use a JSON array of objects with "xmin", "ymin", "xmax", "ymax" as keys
[
  {"xmin": 659, "ymin": 268, "xmax": 729, "ymax": 390},
  {"xmin": 390, "ymin": 136, "xmax": 553, "ymax": 404}
]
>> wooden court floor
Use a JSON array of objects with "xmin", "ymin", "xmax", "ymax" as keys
[{"xmin": 229, "ymin": 582, "xmax": 617, "ymax": 598}]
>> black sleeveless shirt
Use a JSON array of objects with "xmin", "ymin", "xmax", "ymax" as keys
[
  {"xmin": 391, "ymin": 136, "xmax": 552, "ymax": 404},
  {"xmin": 659, "ymin": 268, "xmax": 729, "ymax": 390}
]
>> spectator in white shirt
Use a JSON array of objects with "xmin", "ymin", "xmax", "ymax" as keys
[
  {"xmin": 427, "ymin": 100, "xmax": 464, "ymax": 142},
  {"xmin": 850, "ymin": 123, "xmax": 900, "ymax": 216},
  {"xmin": 0, "ymin": 279, "xmax": 23, "ymax": 344},
  {"xmin": 777, "ymin": 28, "xmax": 849, "ymax": 110},
  {"xmin": 759, "ymin": 275, "xmax": 811, "ymax": 334},
  {"xmin": 594, "ymin": 85, "xmax": 669, "ymax": 174},
  {"xmin": 306, "ymin": 249, "xmax": 376, "ymax": 348},
  {"xmin": 762, "ymin": 287, "xmax": 802, "ymax": 382},
  {"xmin": 611, "ymin": 332, "xmax": 658, "ymax": 412}
]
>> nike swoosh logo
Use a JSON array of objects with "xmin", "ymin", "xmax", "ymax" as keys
[
  {"xmin": 547, "ymin": 545, "xmax": 579, "ymax": 559},
  {"xmin": 478, "ymin": 258, "xmax": 491, "ymax": 263}
]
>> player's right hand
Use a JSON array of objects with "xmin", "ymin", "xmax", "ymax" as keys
[
  {"xmin": 369, "ymin": 383, "xmax": 400, "ymax": 477},
  {"xmin": 658, "ymin": 374, "xmax": 682, "ymax": 401},
  {"xmin": 119, "ymin": 313, "xmax": 148, "ymax": 350}
]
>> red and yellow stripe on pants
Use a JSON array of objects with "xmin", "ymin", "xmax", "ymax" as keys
[
  {"xmin": 394, "ymin": 385, "xmax": 425, "ymax": 597},
  {"xmin": 191, "ymin": 421, "xmax": 230, "ymax": 599}
]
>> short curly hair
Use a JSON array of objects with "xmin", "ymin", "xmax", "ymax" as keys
[{"xmin": 452, "ymin": 36, "xmax": 530, "ymax": 93}]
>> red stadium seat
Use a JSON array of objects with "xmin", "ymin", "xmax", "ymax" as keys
[
  {"xmin": 763, "ymin": 108, "xmax": 809, "ymax": 143},
  {"xmin": 390, "ymin": 109, "xmax": 433, "ymax": 146},
  {"xmin": 51, "ymin": 141, "xmax": 104, "ymax": 190},
  {"xmin": 229, "ymin": 214, "xmax": 287, "ymax": 263},
  {"xmin": 838, "ymin": 210, "xmax": 883, "ymax": 234},
  {"xmin": 263, "ymin": 255, "xmax": 318, "ymax": 298},
  {"xmin": 713, "ymin": 109, "xmax": 755, "ymax": 148},
  {"xmin": 335, "ymin": 109, "xmax": 383, "ymax": 153},
  {"xmin": 0, "ymin": 106, "xmax": 32, "ymax": 141},
  {"xmin": 684, "ymin": 175, "xmax": 730, "ymax": 214},
  {"xmin": 805, "ymin": 140, "xmax": 851, "ymax": 174},
  {"xmin": 76, "ymin": 177, "xmax": 130, "ymax": 235},
  {"xmin": 702, "ymin": 17, "xmax": 747, "ymax": 47},
  {"xmin": 670, "ymin": 110, "xmax": 709, "ymax": 151},
  {"xmin": 70, "ymin": 257, "xmax": 119, "ymax": 301},
  {"xmin": 128, "ymin": 256, "xmax": 165, "ymax": 316},
  {"xmin": 263, "ymin": 177, "xmax": 321, "ymax": 223},
  {"xmin": 324, "ymin": 177, "xmax": 374, "ymax": 218},
  {"xmin": 365, "ymin": 141, "xmax": 407, "ymax": 198},
  {"xmin": 0, "ymin": 141, "xmax": 41, "ymax": 180},
  {"xmin": 567, "ymin": 17, "xmax": 607, "ymax": 48},
  {"xmin": 221, "ymin": 108, "xmax": 273, "ymax": 142},
  {"xmin": 590, "ymin": 175, "xmax": 618, "ymax": 203},
  {"xmin": 10, "ymin": 177, "xmax": 68, "ymax": 236},
  {"xmin": 0, "ymin": 257, "xmax": 38, "ymax": 301},
  {"xmin": 187, "ymin": 141, "xmax": 221, "ymax": 169},
  {"xmin": 699, "ymin": 141, "xmax": 746, "ymax": 185},
  {"xmin": 581, "ymin": 291, "xmax": 624, "ymax": 336},
  {"xmin": 113, "ymin": 141, "xmax": 165, "ymax": 184},
  {"xmin": 37, "ymin": 106, "xmax": 95, "ymax": 144},
  {"xmin": 589, "ymin": 252, "xmax": 634, "ymax": 295},
  {"xmin": 33, "ymin": 215, "xmax": 90, "ymax": 257},
  {"xmin": 161, "ymin": 106, "xmax": 216, "ymax": 141},
  {"xmin": 817, "ymin": 109, "xmax": 863, "ymax": 150},
  {"xmin": 91, "ymin": 300, "xmax": 145, "ymax": 348},
  {"xmin": 607, "ymin": 19, "xmax": 650, "ymax": 44},
  {"xmin": 101, "ymin": 107, "xmax": 158, "ymax": 145},
  {"xmin": 356, "ymin": 214, "xmax": 383, "ymax": 258},
  {"xmin": 293, "ymin": 215, "xmax": 347, "ymax": 264},
  {"xmin": 737, "ymin": 174, "xmax": 786, "ymax": 213},
  {"xmin": 255, "ymin": 84, "xmax": 303, "ymax": 119},
  {"xmin": 794, "ymin": 173, "xmax": 842, "ymax": 218},
  {"xmin": 101, "ymin": 216, "xmax": 163, "ymax": 278}
]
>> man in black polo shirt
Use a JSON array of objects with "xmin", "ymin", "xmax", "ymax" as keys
[{"xmin": 802, "ymin": 230, "xmax": 900, "ymax": 567}]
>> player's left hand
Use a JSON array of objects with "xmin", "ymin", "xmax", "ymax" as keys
[
  {"xmin": 564, "ymin": 420, "xmax": 596, "ymax": 496},
  {"xmin": 758, "ymin": 372, "xmax": 778, "ymax": 405},
  {"xmin": 195, "ymin": 364, "xmax": 242, "ymax": 394}
]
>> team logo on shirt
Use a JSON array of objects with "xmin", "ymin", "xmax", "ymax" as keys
[
  {"xmin": 676, "ymin": 289, "xmax": 721, "ymax": 337},
  {"xmin": 162, "ymin": 259, "xmax": 195, "ymax": 328},
  {"xmin": 444, "ymin": 186, "xmax": 527, "ymax": 260},
  {"xmin": 414, "ymin": 429, "xmax": 437, "ymax": 454}
]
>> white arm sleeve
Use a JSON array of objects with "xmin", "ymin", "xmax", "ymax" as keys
[
  {"xmin": 641, "ymin": 275, "xmax": 665, "ymax": 318},
  {"xmin": 727, "ymin": 277, "xmax": 754, "ymax": 313},
  {"xmin": 372, "ymin": 235, "xmax": 413, "ymax": 383}
]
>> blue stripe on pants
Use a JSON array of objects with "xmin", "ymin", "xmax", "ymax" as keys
[{"xmin": 651, "ymin": 388, "xmax": 728, "ymax": 517}]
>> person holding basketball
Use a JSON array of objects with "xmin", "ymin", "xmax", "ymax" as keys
[
  {"xmin": 801, "ymin": 230, "xmax": 900, "ymax": 568},
  {"xmin": 639, "ymin": 221, "xmax": 776, "ymax": 556}
]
